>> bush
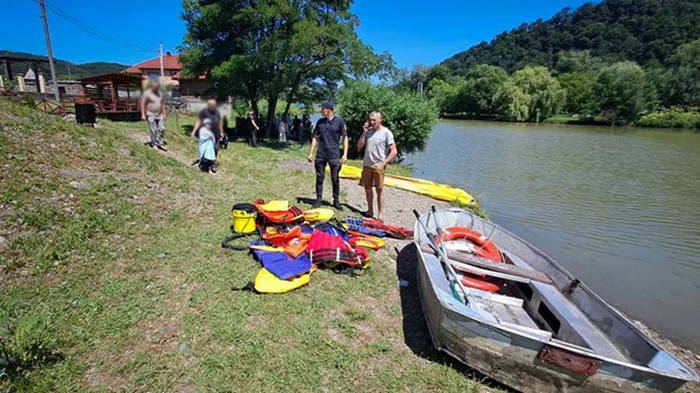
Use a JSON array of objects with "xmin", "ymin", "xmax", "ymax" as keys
[
  {"xmin": 636, "ymin": 108, "xmax": 700, "ymax": 129},
  {"xmin": 338, "ymin": 81, "xmax": 439, "ymax": 157},
  {"xmin": 1, "ymin": 308, "xmax": 58, "ymax": 379}
]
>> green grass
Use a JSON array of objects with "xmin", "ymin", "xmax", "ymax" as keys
[{"xmin": 0, "ymin": 99, "xmax": 495, "ymax": 392}]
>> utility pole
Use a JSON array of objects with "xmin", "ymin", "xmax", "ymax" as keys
[
  {"xmin": 39, "ymin": 0, "xmax": 60, "ymax": 101},
  {"xmin": 159, "ymin": 42, "xmax": 165, "ymax": 84}
]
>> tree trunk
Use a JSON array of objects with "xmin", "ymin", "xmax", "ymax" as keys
[
  {"xmin": 282, "ymin": 80, "xmax": 301, "ymax": 120},
  {"xmin": 283, "ymin": 100, "xmax": 293, "ymax": 120},
  {"xmin": 250, "ymin": 99, "xmax": 259, "ymax": 115},
  {"xmin": 265, "ymin": 95, "xmax": 278, "ymax": 138}
]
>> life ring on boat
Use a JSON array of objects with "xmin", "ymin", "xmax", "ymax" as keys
[
  {"xmin": 461, "ymin": 274, "xmax": 504, "ymax": 293},
  {"xmin": 435, "ymin": 227, "xmax": 505, "ymax": 293},
  {"xmin": 435, "ymin": 227, "xmax": 503, "ymax": 263}
]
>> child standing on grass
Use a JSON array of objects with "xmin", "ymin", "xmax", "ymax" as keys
[{"xmin": 196, "ymin": 118, "xmax": 217, "ymax": 174}]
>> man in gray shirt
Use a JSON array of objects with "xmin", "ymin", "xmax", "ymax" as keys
[
  {"xmin": 357, "ymin": 111, "xmax": 398, "ymax": 221},
  {"xmin": 141, "ymin": 81, "xmax": 168, "ymax": 151}
]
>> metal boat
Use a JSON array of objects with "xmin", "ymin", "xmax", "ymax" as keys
[{"xmin": 414, "ymin": 208, "xmax": 698, "ymax": 393}]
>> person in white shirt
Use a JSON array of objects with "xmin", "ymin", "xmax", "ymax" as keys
[{"xmin": 356, "ymin": 111, "xmax": 398, "ymax": 221}]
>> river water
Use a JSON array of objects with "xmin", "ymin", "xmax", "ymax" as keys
[{"xmin": 405, "ymin": 120, "xmax": 700, "ymax": 351}]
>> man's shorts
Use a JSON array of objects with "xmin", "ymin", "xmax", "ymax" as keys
[{"xmin": 361, "ymin": 166, "xmax": 385, "ymax": 189}]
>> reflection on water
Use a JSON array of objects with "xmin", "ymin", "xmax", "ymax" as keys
[{"xmin": 406, "ymin": 120, "xmax": 700, "ymax": 351}]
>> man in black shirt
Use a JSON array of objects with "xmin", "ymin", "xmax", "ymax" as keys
[{"xmin": 307, "ymin": 102, "xmax": 348, "ymax": 210}]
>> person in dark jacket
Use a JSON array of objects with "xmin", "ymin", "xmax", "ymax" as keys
[{"xmin": 307, "ymin": 102, "xmax": 348, "ymax": 210}]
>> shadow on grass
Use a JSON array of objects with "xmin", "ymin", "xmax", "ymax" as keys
[
  {"xmin": 296, "ymin": 197, "xmax": 330, "ymax": 207},
  {"xmin": 2, "ymin": 352, "xmax": 65, "ymax": 384},
  {"xmin": 342, "ymin": 202, "xmax": 366, "ymax": 216},
  {"xmin": 396, "ymin": 244, "xmax": 515, "ymax": 392},
  {"xmin": 261, "ymin": 140, "xmax": 308, "ymax": 151}
]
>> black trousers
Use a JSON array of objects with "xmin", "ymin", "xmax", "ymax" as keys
[{"xmin": 314, "ymin": 158, "xmax": 341, "ymax": 202}]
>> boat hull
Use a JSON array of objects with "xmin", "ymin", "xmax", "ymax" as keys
[{"xmin": 416, "ymin": 235, "xmax": 693, "ymax": 393}]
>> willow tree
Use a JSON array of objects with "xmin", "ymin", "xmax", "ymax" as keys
[
  {"xmin": 511, "ymin": 66, "xmax": 566, "ymax": 122},
  {"xmin": 179, "ymin": 0, "xmax": 392, "ymax": 134}
]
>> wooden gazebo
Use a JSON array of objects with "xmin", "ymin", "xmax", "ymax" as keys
[{"xmin": 77, "ymin": 72, "xmax": 143, "ymax": 121}]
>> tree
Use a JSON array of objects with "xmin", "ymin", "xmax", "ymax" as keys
[
  {"xmin": 595, "ymin": 61, "xmax": 650, "ymax": 124},
  {"xmin": 180, "ymin": 0, "xmax": 391, "ymax": 135},
  {"xmin": 493, "ymin": 80, "xmax": 532, "ymax": 122},
  {"xmin": 396, "ymin": 65, "xmax": 429, "ymax": 93},
  {"xmin": 663, "ymin": 39, "xmax": 700, "ymax": 108},
  {"xmin": 440, "ymin": 0, "xmax": 700, "ymax": 74},
  {"xmin": 457, "ymin": 65, "xmax": 508, "ymax": 115},
  {"xmin": 495, "ymin": 67, "xmax": 565, "ymax": 122},
  {"xmin": 427, "ymin": 65, "xmax": 450, "ymax": 83},
  {"xmin": 559, "ymin": 71, "xmax": 599, "ymax": 117},
  {"xmin": 338, "ymin": 81, "xmax": 439, "ymax": 157},
  {"xmin": 426, "ymin": 78, "xmax": 461, "ymax": 114},
  {"xmin": 555, "ymin": 50, "xmax": 605, "ymax": 73}
]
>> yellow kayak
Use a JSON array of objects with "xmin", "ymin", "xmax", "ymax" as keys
[{"xmin": 337, "ymin": 165, "xmax": 475, "ymax": 206}]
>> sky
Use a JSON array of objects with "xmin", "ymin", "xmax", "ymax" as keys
[{"xmin": 0, "ymin": 0, "xmax": 593, "ymax": 70}]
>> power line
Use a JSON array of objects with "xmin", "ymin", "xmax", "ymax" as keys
[{"xmin": 42, "ymin": 0, "xmax": 157, "ymax": 53}]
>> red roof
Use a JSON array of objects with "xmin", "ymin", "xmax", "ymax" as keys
[{"xmin": 123, "ymin": 53, "xmax": 182, "ymax": 74}]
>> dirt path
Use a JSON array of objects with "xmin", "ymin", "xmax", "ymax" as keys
[{"xmin": 126, "ymin": 130, "xmax": 195, "ymax": 166}]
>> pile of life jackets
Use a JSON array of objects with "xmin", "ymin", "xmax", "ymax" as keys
[{"xmin": 222, "ymin": 199, "xmax": 414, "ymax": 294}]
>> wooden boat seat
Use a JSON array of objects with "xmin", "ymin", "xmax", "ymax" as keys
[
  {"xmin": 528, "ymin": 281, "xmax": 629, "ymax": 362},
  {"xmin": 478, "ymin": 297, "xmax": 540, "ymax": 330}
]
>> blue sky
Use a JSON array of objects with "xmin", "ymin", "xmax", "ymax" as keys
[{"xmin": 0, "ymin": 0, "xmax": 592, "ymax": 69}]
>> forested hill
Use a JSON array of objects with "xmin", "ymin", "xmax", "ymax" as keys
[
  {"xmin": 0, "ymin": 50, "xmax": 128, "ymax": 80},
  {"xmin": 442, "ymin": 0, "xmax": 700, "ymax": 75}
]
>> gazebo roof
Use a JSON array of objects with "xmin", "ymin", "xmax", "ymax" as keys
[{"xmin": 79, "ymin": 72, "xmax": 142, "ymax": 86}]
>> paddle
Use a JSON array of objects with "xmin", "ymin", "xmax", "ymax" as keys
[{"xmin": 413, "ymin": 208, "xmax": 471, "ymax": 304}]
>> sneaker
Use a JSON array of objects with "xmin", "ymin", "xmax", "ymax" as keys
[
  {"xmin": 157, "ymin": 145, "xmax": 168, "ymax": 152},
  {"xmin": 333, "ymin": 200, "xmax": 343, "ymax": 211},
  {"xmin": 311, "ymin": 200, "xmax": 323, "ymax": 209}
]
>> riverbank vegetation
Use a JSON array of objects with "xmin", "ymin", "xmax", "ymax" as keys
[
  {"xmin": 338, "ymin": 82, "xmax": 439, "ymax": 157},
  {"xmin": 398, "ymin": 0, "xmax": 700, "ymax": 129}
]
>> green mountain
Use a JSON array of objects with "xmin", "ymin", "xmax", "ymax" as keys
[
  {"xmin": 442, "ymin": 0, "xmax": 700, "ymax": 75},
  {"xmin": 0, "ymin": 50, "xmax": 128, "ymax": 80}
]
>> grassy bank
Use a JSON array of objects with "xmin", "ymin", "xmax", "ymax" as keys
[{"xmin": 0, "ymin": 99, "xmax": 493, "ymax": 392}]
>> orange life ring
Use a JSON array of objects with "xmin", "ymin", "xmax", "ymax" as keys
[
  {"xmin": 436, "ymin": 227, "xmax": 503, "ymax": 263},
  {"xmin": 435, "ymin": 227, "xmax": 504, "ymax": 293},
  {"xmin": 461, "ymin": 274, "xmax": 504, "ymax": 293}
]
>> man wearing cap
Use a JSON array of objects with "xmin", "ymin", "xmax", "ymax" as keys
[
  {"xmin": 308, "ymin": 102, "xmax": 348, "ymax": 210},
  {"xmin": 141, "ymin": 81, "xmax": 168, "ymax": 151}
]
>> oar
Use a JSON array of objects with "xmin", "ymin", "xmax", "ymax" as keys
[{"xmin": 413, "ymin": 209, "xmax": 471, "ymax": 304}]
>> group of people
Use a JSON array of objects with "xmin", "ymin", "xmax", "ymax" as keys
[
  {"xmin": 308, "ymin": 102, "xmax": 397, "ymax": 221},
  {"xmin": 276, "ymin": 114, "xmax": 313, "ymax": 144},
  {"xmin": 141, "ymin": 84, "xmax": 397, "ymax": 219},
  {"xmin": 141, "ymin": 83, "xmax": 225, "ymax": 174}
]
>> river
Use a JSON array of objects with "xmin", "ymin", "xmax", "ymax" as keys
[{"xmin": 405, "ymin": 120, "xmax": 700, "ymax": 352}]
